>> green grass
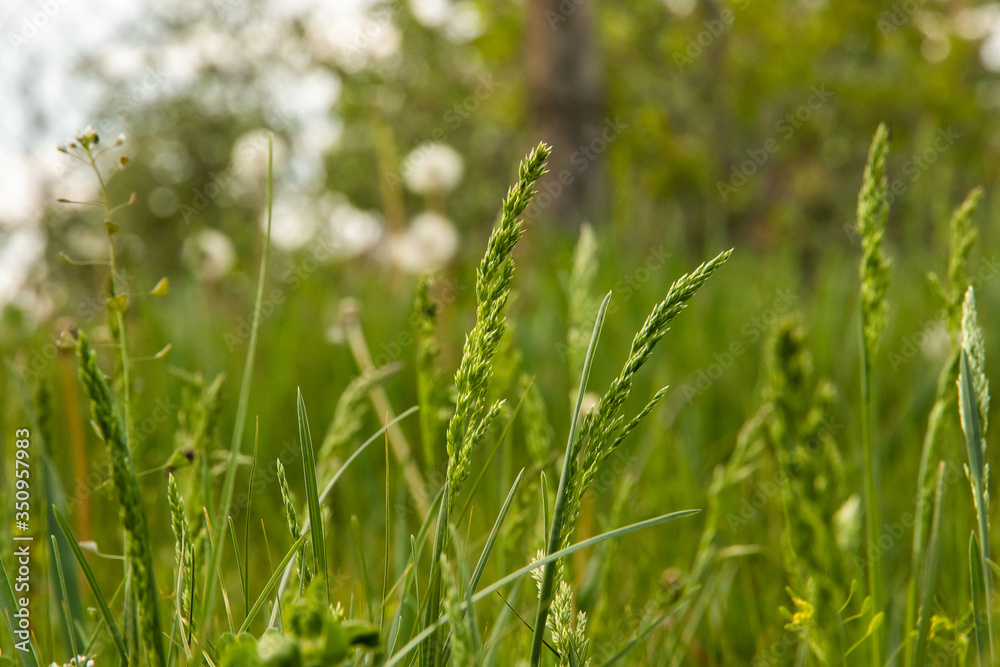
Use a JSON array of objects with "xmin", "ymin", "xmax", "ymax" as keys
[{"xmin": 1, "ymin": 122, "xmax": 998, "ymax": 667}]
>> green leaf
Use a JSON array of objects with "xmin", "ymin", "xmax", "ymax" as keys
[
  {"xmin": 238, "ymin": 531, "xmax": 309, "ymax": 634},
  {"xmin": 971, "ymin": 532, "xmax": 989, "ymax": 663},
  {"xmin": 106, "ymin": 293, "xmax": 128, "ymax": 313},
  {"xmin": 150, "ymin": 277, "xmax": 169, "ymax": 296},
  {"xmin": 913, "ymin": 462, "xmax": 946, "ymax": 667},
  {"xmin": 218, "ymin": 633, "xmax": 261, "ymax": 667},
  {"xmin": 0, "ymin": 558, "xmax": 41, "ymax": 667},
  {"xmin": 297, "ymin": 389, "xmax": 330, "ymax": 606},
  {"xmin": 53, "ymin": 496, "xmax": 128, "ymax": 663}
]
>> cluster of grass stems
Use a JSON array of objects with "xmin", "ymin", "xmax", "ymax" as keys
[{"xmin": 0, "ymin": 122, "xmax": 997, "ymax": 667}]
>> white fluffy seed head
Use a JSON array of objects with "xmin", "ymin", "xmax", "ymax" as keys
[
  {"xmin": 388, "ymin": 212, "xmax": 459, "ymax": 273},
  {"xmin": 402, "ymin": 143, "xmax": 464, "ymax": 195}
]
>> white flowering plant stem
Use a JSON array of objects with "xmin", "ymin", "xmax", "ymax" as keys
[
  {"xmin": 958, "ymin": 287, "xmax": 994, "ymax": 663},
  {"xmin": 57, "ymin": 129, "xmax": 136, "ymax": 433},
  {"xmin": 854, "ymin": 123, "xmax": 890, "ymax": 667}
]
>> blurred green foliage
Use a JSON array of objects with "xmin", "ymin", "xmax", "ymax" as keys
[{"xmin": 4, "ymin": 0, "xmax": 1000, "ymax": 663}]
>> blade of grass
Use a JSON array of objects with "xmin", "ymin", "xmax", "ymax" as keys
[
  {"xmin": 913, "ymin": 461, "xmax": 946, "ymax": 667},
  {"xmin": 351, "ymin": 515, "xmax": 373, "ymax": 620},
  {"xmin": 238, "ymin": 531, "xmax": 309, "ymax": 634},
  {"xmin": 971, "ymin": 532, "xmax": 988, "ymax": 663},
  {"xmin": 243, "ymin": 417, "xmax": 260, "ymax": 617},
  {"xmin": 387, "ymin": 508, "xmax": 699, "ymax": 666},
  {"xmin": 295, "ymin": 389, "xmax": 333, "ymax": 604},
  {"xmin": 194, "ymin": 134, "xmax": 274, "ymax": 658},
  {"xmin": 270, "ymin": 405, "xmax": 419, "ymax": 624},
  {"xmin": 297, "ymin": 389, "xmax": 330, "ymax": 605},
  {"xmin": 53, "ymin": 507, "xmax": 127, "ymax": 663},
  {"xmin": 382, "ymin": 429, "xmax": 391, "ymax": 633},
  {"xmin": 469, "ymin": 468, "xmax": 525, "ymax": 594},
  {"xmin": 0, "ymin": 557, "xmax": 41, "ymax": 667},
  {"xmin": 227, "ymin": 516, "xmax": 246, "ymax": 617},
  {"xmin": 50, "ymin": 534, "xmax": 80, "ymax": 658},
  {"xmin": 960, "ymin": 349, "xmax": 994, "ymax": 663},
  {"xmin": 530, "ymin": 291, "xmax": 612, "ymax": 665},
  {"xmin": 456, "ymin": 468, "xmax": 526, "ymax": 654},
  {"xmin": 858, "ymin": 307, "xmax": 885, "ymax": 667}
]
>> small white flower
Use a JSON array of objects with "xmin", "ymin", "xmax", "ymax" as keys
[
  {"xmin": 387, "ymin": 212, "xmax": 459, "ymax": 274},
  {"xmin": 402, "ymin": 143, "xmax": 464, "ymax": 195},
  {"xmin": 182, "ymin": 229, "xmax": 236, "ymax": 282},
  {"xmin": 328, "ymin": 203, "xmax": 383, "ymax": 258}
]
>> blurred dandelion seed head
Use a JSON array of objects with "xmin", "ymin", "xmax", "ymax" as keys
[
  {"xmin": 402, "ymin": 142, "xmax": 464, "ymax": 195},
  {"xmin": 182, "ymin": 228, "xmax": 236, "ymax": 282},
  {"xmin": 387, "ymin": 212, "xmax": 459, "ymax": 273}
]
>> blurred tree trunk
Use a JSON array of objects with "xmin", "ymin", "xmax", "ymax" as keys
[{"xmin": 525, "ymin": 0, "xmax": 607, "ymax": 227}]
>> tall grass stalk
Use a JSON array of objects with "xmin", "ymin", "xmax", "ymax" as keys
[
  {"xmin": 421, "ymin": 142, "xmax": 551, "ymax": 666},
  {"xmin": 530, "ymin": 248, "xmax": 731, "ymax": 666},
  {"xmin": 193, "ymin": 134, "xmax": 274, "ymax": 658},
  {"xmin": 76, "ymin": 332, "xmax": 166, "ymax": 665},
  {"xmin": 905, "ymin": 186, "xmax": 981, "ymax": 666},
  {"xmin": 855, "ymin": 123, "xmax": 891, "ymax": 667},
  {"xmin": 958, "ymin": 286, "xmax": 994, "ymax": 663},
  {"xmin": 912, "ymin": 461, "xmax": 946, "ymax": 667},
  {"xmin": 530, "ymin": 291, "xmax": 610, "ymax": 667}
]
